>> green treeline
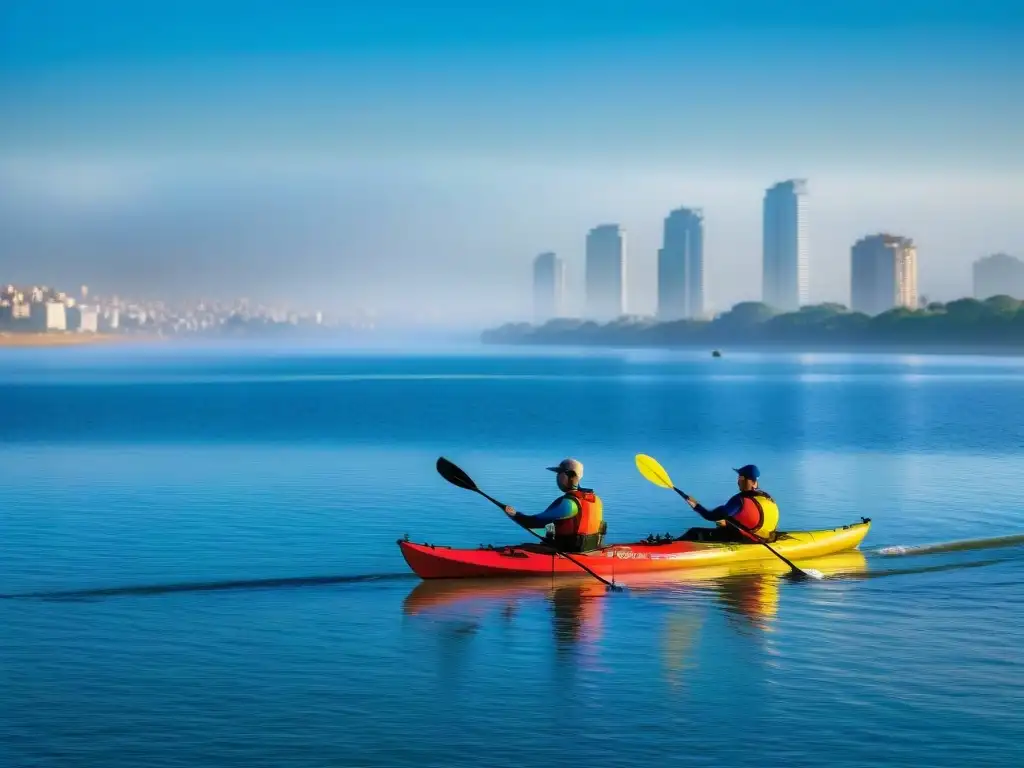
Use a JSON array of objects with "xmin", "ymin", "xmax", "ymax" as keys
[{"xmin": 482, "ymin": 296, "xmax": 1024, "ymax": 350}]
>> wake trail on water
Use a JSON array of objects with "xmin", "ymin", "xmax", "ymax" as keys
[
  {"xmin": 6, "ymin": 534, "xmax": 1024, "ymax": 602},
  {"xmin": 843, "ymin": 555, "xmax": 1014, "ymax": 580},
  {"xmin": 871, "ymin": 533, "xmax": 1024, "ymax": 558},
  {"xmin": 0, "ymin": 572, "xmax": 417, "ymax": 601},
  {"xmin": 839, "ymin": 533, "xmax": 1024, "ymax": 580}
]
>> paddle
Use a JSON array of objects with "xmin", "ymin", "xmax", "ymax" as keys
[
  {"xmin": 634, "ymin": 454, "xmax": 823, "ymax": 581},
  {"xmin": 435, "ymin": 457, "xmax": 624, "ymax": 591}
]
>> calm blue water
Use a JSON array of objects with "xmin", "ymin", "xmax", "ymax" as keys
[{"xmin": 2, "ymin": 343, "xmax": 1024, "ymax": 767}]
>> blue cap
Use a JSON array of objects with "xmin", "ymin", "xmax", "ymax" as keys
[{"xmin": 733, "ymin": 464, "xmax": 760, "ymax": 480}]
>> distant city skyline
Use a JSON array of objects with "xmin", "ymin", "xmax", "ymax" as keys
[
  {"xmin": 657, "ymin": 207, "xmax": 705, "ymax": 321},
  {"xmin": 532, "ymin": 181, "xmax": 1004, "ymax": 321},
  {"xmin": 1, "ymin": 3, "xmax": 1022, "ymax": 325},
  {"xmin": 584, "ymin": 224, "xmax": 627, "ymax": 321},
  {"xmin": 528, "ymin": 202, "xmax": 1020, "ymax": 320},
  {"xmin": 762, "ymin": 180, "xmax": 810, "ymax": 312},
  {"xmin": 531, "ymin": 251, "xmax": 565, "ymax": 323},
  {"xmin": 974, "ymin": 254, "xmax": 1024, "ymax": 301},
  {"xmin": 0, "ymin": 280, "xmax": 341, "ymax": 335},
  {"xmin": 850, "ymin": 235, "xmax": 919, "ymax": 316}
]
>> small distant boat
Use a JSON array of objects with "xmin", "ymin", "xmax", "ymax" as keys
[{"xmin": 712, "ymin": 349, "xmax": 722, "ymax": 358}]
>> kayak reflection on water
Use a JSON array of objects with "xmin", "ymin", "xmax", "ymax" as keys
[
  {"xmin": 402, "ymin": 550, "xmax": 869, "ymax": 651},
  {"xmin": 715, "ymin": 573, "xmax": 780, "ymax": 633},
  {"xmin": 549, "ymin": 581, "xmax": 606, "ymax": 650},
  {"xmin": 661, "ymin": 575, "xmax": 779, "ymax": 689},
  {"xmin": 402, "ymin": 574, "xmax": 783, "ymax": 687},
  {"xmin": 402, "ymin": 578, "xmax": 609, "ymax": 645}
]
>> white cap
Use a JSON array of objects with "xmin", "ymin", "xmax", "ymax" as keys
[{"xmin": 546, "ymin": 458, "xmax": 583, "ymax": 479}]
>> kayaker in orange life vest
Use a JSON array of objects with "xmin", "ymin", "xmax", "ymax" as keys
[
  {"xmin": 503, "ymin": 458, "xmax": 607, "ymax": 553},
  {"xmin": 679, "ymin": 464, "xmax": 781, "ymax": 543}
]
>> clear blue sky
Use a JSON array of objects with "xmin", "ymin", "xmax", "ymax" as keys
[{"xmin": 1, "ymin": 1, "xmax": 1022, "ymax": 322}]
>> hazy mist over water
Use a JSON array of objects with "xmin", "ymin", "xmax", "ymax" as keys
[{"xmin": 2, "ymin": 2, "xmax": 1022, "ymax": 324}]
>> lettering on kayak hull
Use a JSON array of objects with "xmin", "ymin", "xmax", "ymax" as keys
[{"xmin": 604, "ymin": 549, "xmax": 649, "ymax": 560}]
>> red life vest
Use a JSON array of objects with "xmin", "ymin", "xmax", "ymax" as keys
[
  {"xmin": 731, "ymin": 490, "xmax": 780, "ymax": 541},
  {"xmin": 553, "ymin": 488, "xmax": 604, "ymax": 537}
]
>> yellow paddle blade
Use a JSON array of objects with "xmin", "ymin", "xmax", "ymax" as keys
[{"xmin": 635, "ymin": 453, "xmax": 675, "ymax": 490}]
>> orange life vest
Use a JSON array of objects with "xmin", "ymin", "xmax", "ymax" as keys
[{"xmin": 553, "ymin": 488, "xmax": 604, "ymax": 537}]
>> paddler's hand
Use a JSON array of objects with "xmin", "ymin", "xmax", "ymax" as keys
[
  {"xmin": 503, "ymin": 505, "xmax": 516, "ymax": 518},
  {"xmin": 684, "ymin": 496, "xmax": 698, "ymax": 510}
]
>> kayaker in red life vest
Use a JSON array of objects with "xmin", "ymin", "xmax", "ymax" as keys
[
  {"xmin": 680, "ymin": 464, "xmax": 781, "ymax": 543},
  {"xmin": 503, "ymin": 458, "xmax": 607, "ymax": 553}
]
